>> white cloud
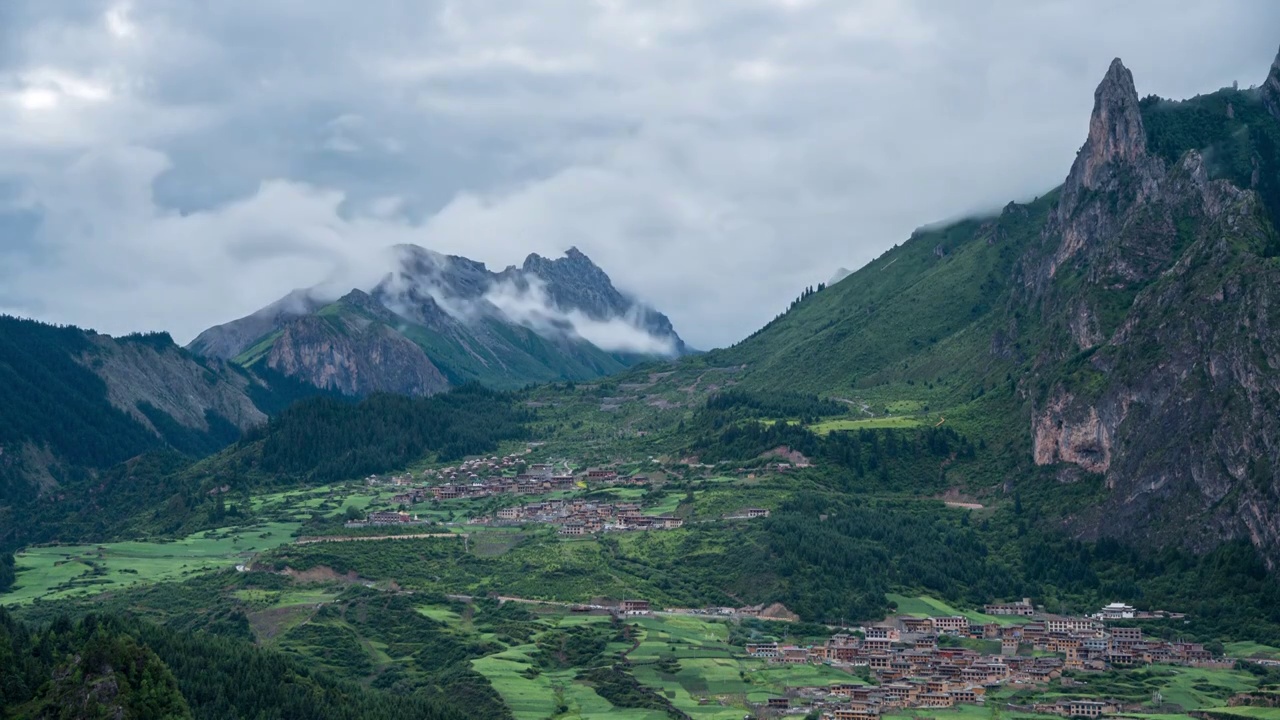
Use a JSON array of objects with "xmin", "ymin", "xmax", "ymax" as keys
[
  {"xmin": 0, "ymin": 0, "xmax": 1278, "ymax": 349},
  {"xmin": 483, "ymin": 275, "xmax": 678, "ymax": 356}
]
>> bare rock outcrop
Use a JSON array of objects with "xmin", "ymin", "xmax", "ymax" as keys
[
  {"xmin": 264, "ymin": 291, "xmax": 449, "ymax": 397},
  {"xmin": 1263, "ymin": 44, "xmax": 1280, "ymax": 120}
]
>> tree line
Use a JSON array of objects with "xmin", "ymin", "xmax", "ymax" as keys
[
  {"xmin": 246, "ymin": 382, "xmax": 533, "ymax": 483},
  {"xmin": 0, "ymin": 608, "xmax": 469, "ymax": 720}
]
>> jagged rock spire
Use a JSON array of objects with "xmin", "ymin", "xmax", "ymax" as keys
[
  {"xmin": 1041, "ymin": 58, "xmax": 1164, "ymax": 287},
  {"xmin": 1264, "ymin": 44, "xmax": 1280, "ymax": 120},
  {"xmin": 1073, "ymin": 58, "xmax": 1149, "ymax": 192}
]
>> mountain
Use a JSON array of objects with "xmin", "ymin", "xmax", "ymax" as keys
[
  {"xmin": 0, "ymin": 315, "xmax": 328, "ymax": 541},
  {"xmin": 712, "ymin": 50, "xmax": 1280, "ymax": 565},
  {"xmin": 189, "ymin": 245, "xmax": 687, "ymax": 393}
]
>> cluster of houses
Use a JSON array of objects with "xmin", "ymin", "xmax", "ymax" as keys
[
  {"xmin": 379, "ymin": 462, "xmax": 652, "ymax": 505},
  {"xmin": 741, "ymin": 604, "xmax": 1230, "ymax": 719},
  {"xmin": 469, "ymin": 499, "xmax": 683, "ymax": 534}
]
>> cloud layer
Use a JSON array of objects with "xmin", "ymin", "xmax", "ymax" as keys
[{"xmin": 1, "ymin": 1, "xmax": 1278, "ymax": 348}]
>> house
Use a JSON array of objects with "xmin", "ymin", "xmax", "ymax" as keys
[
  {"xmin": 1110, "ymin": 627, "xmax": 1142, "ymax": 642},
  {"xmin": 932, "ymin": 616, "xmax": 969, "ymax": 636},
  {"xmin": 901, "ymin": 617, "xmax": 934, "ymax": 634},
  {"xmin": 985, "ymin": 598, "xmax": 1036, "ymax": 617},
  {"xmin": 1001, "ymin": 638, "xmax": 1020, "ymax": 656},
  {"xmin": 653, "ymin": 516, "xmax": 684, "ymax": 529},
  {"xmin": 780, "ymin": 646, "xmax": 809, "ymax": 664},
  {"xmin": 948, "ymin": 686, "xmax": 985, "ymax": 705},
  {"xmin": 366, "ymin": 511, "xmax": 412, "ymax": 524},
  {"xmin": 743, "ymin": 508, "xmax": 771, "ymax": 518},
  {"xmin": 746, "ymin": 642, "xmax": 779, "ymax": 658},
  {"xmin": 766, "ymin": 697, "xmax": 789, "ymax": 709},
  {"xmin": 833, "ymin": 705, "xmax": 880, "ymax": 720},
  {"xmin": 620, "ymin": 599, "xmax": 651, "ymax": 615},
  {"xmin": 559, "ymin": 522, "xmax": 588, "ymax": 536},
  {"xmin": 587, "ymin": 470, "xmax": 617, "ymax": 480},
  {"xmin": 919, "ymin": 693, "xmax": 955, "ymax": 708},
  {"xmin": 1045, "ymin": 700, "xmax": 1117, "ymax": 718},
  {"xmin": 1046, "ymin": 617, "xmax": 1102, "ymax": 635},
  {"xmin": 496, "ymin": 507, "xmax": 521, "ymax": 520}
]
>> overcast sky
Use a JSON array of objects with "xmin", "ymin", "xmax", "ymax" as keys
[{"xmin": 1, "ymin": 1, "xmax": 1277, "ymax": 349}]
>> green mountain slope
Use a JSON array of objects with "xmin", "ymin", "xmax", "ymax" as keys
[
  {"xmin": 710, "ymin": 52, "xmax": 1280, "ymax": 565},
  {"xmin": 0, "ymin": 315, "xmax": 333, "ymax": 548}
]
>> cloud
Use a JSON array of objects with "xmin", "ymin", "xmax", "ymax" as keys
[
  {"xmin": 0, "ymin": 0, "xmax": 1278, "ymax": 349},
  {"xmin": 483, "ymin": 275, "xmax": 678, "ymax": 356}
]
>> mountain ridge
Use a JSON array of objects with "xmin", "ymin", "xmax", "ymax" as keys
[{"xmin": 189, "ymin": 244, "xmax": 686, "ymax": 393}]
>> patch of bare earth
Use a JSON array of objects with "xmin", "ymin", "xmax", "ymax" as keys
[
  {"xmin": 249, "ymin": 605, "xmax": 314, "ymax": 643},
  {"xmin": 759, "ymin": 446, "xmax": 811, "ymax": 466},
  {"xmin": 279, "ymin": 565, "xmax": 363, "ymax": 583}
]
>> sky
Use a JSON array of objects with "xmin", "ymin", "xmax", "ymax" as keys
[{"xmin": 0, "ymin": 1, "xmax": 1278, "ymax": 350}]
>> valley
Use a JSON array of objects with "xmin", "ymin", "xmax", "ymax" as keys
[{"xmin": 1, "ymin": 36, "xmax": 1280, "ymax": 720}]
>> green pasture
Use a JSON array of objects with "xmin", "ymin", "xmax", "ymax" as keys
[
  {"xmin": 4, "ymin": 521, "xmax": 300, "ymax": 604},
  {"xmin": 1197, "ymin": 708, "xmax": 1280, "ymax": 720},
  {"xmin": 808, "ymin": 416, "xmax": 927, "ymax": 434},
  {"xmin": 887, "ymin": 593, "xmax": 1025, "ymax": 626},
  {"xmin": 473, "ymin": 644, "xmax": 667, "ymax": 720},
  {"xmin": 1226, "ymin": 641, "xmax": 1280, "ymax": 659}
]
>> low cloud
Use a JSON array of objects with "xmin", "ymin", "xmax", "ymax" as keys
[{"xmin": 484, "ymin": 276, "xmax": 678, "ymax": 356}]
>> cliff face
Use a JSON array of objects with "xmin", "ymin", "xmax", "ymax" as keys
[
  {"xmin": 1264, "ymin": 46, "xmax": 1280, "ymax": 119},
  {"xmin": 262, "ymin": 291, "xmax": 449, "ymax": 396},
  {"xmin": 1026, "ymin": 56, "xmax": 1280, "ymax": 564},
  {"xmin": 88, "ymin": 336, "xmax": 268, "ymax": 433}
]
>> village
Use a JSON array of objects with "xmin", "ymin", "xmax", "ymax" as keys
[
  {"xmin": 366, "ymin": 454, "xmax": 652, "ymax": 504},
  {"xmin": 475, "ymin": 499, "xmax": 685, "ymax": 534},
  {"xmin": 448, "ymin": 593, "xmax": 1232, "ymax": 719},
  {"xmin": 723, "ymin": 598, "xmax": 1230, "ymax": 719}
]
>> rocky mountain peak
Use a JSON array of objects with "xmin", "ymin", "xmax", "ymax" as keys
[
  {"xmin": 1038, "ymin": 58, "xmax": 1165, "ymax": 287},
  {"xmin": 1264, "ymin": 44, "xmax": 1280, "ymax": 120},
  {"xmin": 1073, "ymin": 58, "xmax": 1149, "ymax": 192}
]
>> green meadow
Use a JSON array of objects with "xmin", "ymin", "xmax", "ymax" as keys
[
  {"xmin": 887, "ymin": 593, "xmax": 1026, "ymax": 626},
  {"xmin": 807, "ymin": 415, "xmax": 928, "ymax": 434},
  {"xmin": 4, "ymin": 520, "xmax": 300, "ymax": 604}
]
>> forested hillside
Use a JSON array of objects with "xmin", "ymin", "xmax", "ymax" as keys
[{"xmin": 0, "ymin": 608, "xmax": 466, "ymax": 720}]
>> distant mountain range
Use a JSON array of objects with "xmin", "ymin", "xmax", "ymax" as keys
[{"xmin": 188, "ymin": 245, "xmax": 688, "ymax": 394}]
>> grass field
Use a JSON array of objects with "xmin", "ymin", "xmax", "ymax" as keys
[
  {"xmin": 1226, "ymin": 641, "xmax": 1280, "ymax": 659},
  {"xmin": 473, "ymin": 643, "xmax": 669, "ymax": 720},
  {"xmin": 886, "ymin": 593, "xmax": 1025, "ymax": 626},
  {"xmin": 3, "ymin": 521, "xmax": 300, "ymax": 604},
  {"xmin": 1196, "ymin": 708, "xmax": 1280, "ymax": 720},
  {"xmin": 808, "ymin": 416, "xmax": 927, "ymax": 434},
  {"xmin": 466, "ymin": 611, "xmax": 864, "ymax": 719}
]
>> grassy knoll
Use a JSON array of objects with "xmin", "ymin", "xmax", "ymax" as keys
[{"xmin": 4, "ymin": 520, "xmax": 300, "ymax": 604}]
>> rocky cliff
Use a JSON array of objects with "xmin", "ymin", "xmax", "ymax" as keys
[
  {"xmin": 260, "ymin": 291, "xmax": 449, "ymax": 396},
  {"xmin": 1264, "ymin": 46, "xmax": 1280, "ymax": 119},
  {"xmin": 1026, "ymin": 53, "xmax": 1280, "ymax": 564}
]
